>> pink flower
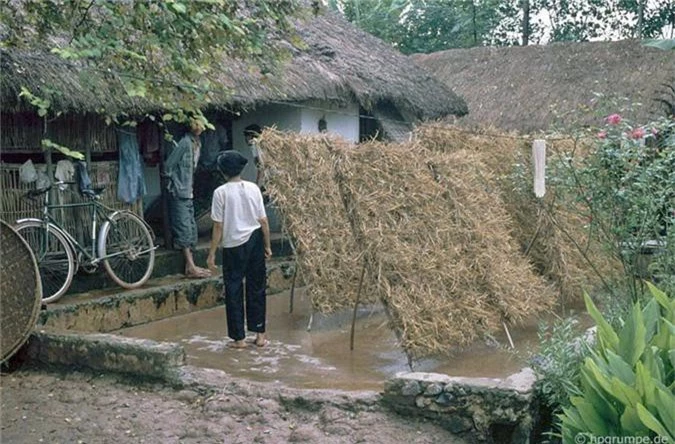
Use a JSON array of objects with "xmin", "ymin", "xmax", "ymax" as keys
[
  {"xmin": 597, "ymin": 130, "xmax": 607, "ymax": 139},
  {"xmin": 630, "ymin": 127, "xmax": 646, "ymax": 139},
  {"xmin": 605, "ymin": 114, "xmax": 622, "ymax": 125},
  {"xmin": 651, "ymin": 127, "xmax": 659, "ymax": 136}
]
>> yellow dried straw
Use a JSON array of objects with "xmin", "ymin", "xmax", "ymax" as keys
[{"xmin": 259, "ymin": 128, "xmax": 565, "ymax": 357}]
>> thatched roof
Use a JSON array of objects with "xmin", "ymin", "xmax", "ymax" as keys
[
  {"xmin": 1, "ymin": 10, "xmax": 466, "ymax": 120},
  {"xmin": 412, "ymin": 40, "xmax": 675, "ymax": 133}
]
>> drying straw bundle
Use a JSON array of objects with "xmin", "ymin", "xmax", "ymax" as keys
[
  {"xmin": 417, "ymin": 124, "xmax": 621, "ymax": 303},
  {"xmin": 260, "ymin": 128, "xmax": 561, "ymax": 357},
  {"xmin": 259, "ymin": 131, "xmax": 372, "ymax": 313}
]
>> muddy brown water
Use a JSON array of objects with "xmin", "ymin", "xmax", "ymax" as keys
[{"xmin": 118, "ymin": 289, "xmax": 589, "ymax": 391}]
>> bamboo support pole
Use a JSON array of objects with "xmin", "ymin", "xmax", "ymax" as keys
[
  {"xmin": 502, "ymin": 321, "xmax": 515, "ymax": 349},
  {"xmin": 350, "ymin": 261, "xmax": 367, "ymax": 351},
  {"xmin": 289, "ymin": 258, "xmax": 298, "ymax": 314}
]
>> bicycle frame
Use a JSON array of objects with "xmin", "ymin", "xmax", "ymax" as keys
[{"xmin": 18, "ymin": 187, "xmax": 121, "ymax": 267}]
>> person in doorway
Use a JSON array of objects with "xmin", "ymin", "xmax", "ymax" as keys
[
  {"xmin": 165, "ymin": 118, "xmax": 212, "ymax": 278},
  {"xmin": 207, "ymin": 150, "xmax": 272, "ymax": 349},
  {"xmin": 243, "ymin": 124, "xmax": 263, "ymax": 186}
]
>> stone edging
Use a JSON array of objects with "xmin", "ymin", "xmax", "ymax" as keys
[
  {"xmin": 21, "ymin": 330, "xmax": 186, "ymax": 383},
  {"xmin": 382, "ymin": 369, "xmax": 537, "ymax": 443}
]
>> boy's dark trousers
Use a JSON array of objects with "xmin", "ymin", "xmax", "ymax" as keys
[{"xmin": 222, "ymin": 229, "xmax": 267, "ymax": 341}]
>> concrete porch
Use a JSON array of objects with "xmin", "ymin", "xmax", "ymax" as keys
[{"xmin": 38, "ymin": 233, "xmax": 297, "ymax": 333}]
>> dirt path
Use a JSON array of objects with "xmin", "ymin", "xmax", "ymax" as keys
[{"xmin": 1, "ymin": 368, "xmax": 467, "ymax": 444}]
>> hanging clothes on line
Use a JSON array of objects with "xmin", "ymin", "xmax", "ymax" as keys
[
  {"xmin": 117, "ymin": 127, "xmax": 147, "ymax": 204},
  {"xmin": 138, "ymin": 119, "xmax": 161, "ymax": 165},
  {"xmin": 200, "ymin": 122, "xmax": 229, "ymax": 168},
  {"xmin": 54, "ymin": 160, "xmax": 75, "ymax": 190}
]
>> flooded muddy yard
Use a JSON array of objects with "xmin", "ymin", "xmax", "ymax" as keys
[{"xmin": 117, "ymin": 288, "xmax": 570, "ymax": 391}]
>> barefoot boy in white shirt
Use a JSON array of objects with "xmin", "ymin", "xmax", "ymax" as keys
[{"xmin": 207, "ymin": 151, "xmax": 272, "ymax": 349}]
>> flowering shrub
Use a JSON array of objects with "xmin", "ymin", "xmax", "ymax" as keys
[
  {"xmin": 605, "ymin": 113, "xmax": 622, "ymax": 125},
  {"xmin": 574, "ymin": 115, "xmax": 675, "ymax": 297}
]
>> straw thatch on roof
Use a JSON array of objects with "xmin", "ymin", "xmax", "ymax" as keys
[
  {"xmin": 1, "ymin": 10, "xmax": 466, "ymax": 120},
  {"xmin": 412, "ymin": 40, "xmax": 674, "ymax": 133}
]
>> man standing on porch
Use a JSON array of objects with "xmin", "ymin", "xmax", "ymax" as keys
[{"xmin": 165, "ymin": 118, "xmax": 212, "ymax": 278}]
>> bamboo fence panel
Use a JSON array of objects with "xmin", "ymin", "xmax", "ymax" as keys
[
  {"xmin": 1, "ymin": 112, "xmax": 117, "ymax": 153},
  {"xmin": 0, "ymin": 161, "xmax": 142, "ymax": 248}
]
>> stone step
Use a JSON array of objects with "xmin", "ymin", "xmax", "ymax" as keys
[
  {"xmin": 66, "ymin": 233, "xmax": 294, "ymax": 295},
  {"xmin": 40, "ymin": 259, "xmax": 300, "ymax": 333}
]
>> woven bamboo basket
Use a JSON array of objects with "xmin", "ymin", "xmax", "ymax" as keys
[{"xmin": 0, "ymin": 219, "xmax": 42, "ymax": 363}]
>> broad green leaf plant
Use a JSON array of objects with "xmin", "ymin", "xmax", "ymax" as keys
[{"xmin": 559, "ymin": 283, "xmax": 675, "ymax": 442}]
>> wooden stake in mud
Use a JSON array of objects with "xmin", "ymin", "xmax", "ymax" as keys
[
  {"xmin": 284, "ymin": 228, "xmax": 299, "ymax": 314},
  {"xmin": 323, "ymin": 138, "xmax": 414, "ymax": 369},
  {"xmin": 289, "ymin": 258, "xmax": 298, "ymax": 314},
  {"xmin": 502, "ymin": 321, "xmax": 515, "ymax": 349},
  {"xmin": 350, "ymin": 261, "xmax": 367, "ymax": 351}
]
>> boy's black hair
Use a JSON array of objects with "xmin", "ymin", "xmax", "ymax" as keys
[{"xmin": 216, "ymin": 150, "xmax": 248, "ymax": 178}]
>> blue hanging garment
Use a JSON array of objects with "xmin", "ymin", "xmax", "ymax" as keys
[
  {"xmin": 117, "ymin": 128, "xmax": 147, "ymax": 204},
  {"xmin": 75, "ymin": 160, "xmax": 93, "ymax": 194}
]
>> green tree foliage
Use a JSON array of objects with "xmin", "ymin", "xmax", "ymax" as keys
[
  {"xmin": 331, "ymin": 0, "xmax": 674, "ymax": 51},
  {"xmin": 328, "ymin": 0, "xmax": 505, "ymax": 54},
  {"xmin": 399, "ymin": 0, "xmax": 505, "ymax": 52},
  {"xmin": 492, "ymin": 0, "xmax": 675, "ymax": 44},
  {"xmin": 0, "ymin": 0, "xmax": 303, "ymax": 116}
]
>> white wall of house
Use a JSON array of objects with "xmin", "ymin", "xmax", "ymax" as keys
[
  {"xmin": 232, "ymin": 104, "xmax": 303, "ymax": 182},
  {"xmin": 232, "ymin": 101, "xmax": 360, "ymax": 171},
  {"xmin": 232, "ymin": 100, "xmax": 359, "ymax": 181},
  {"xmin": 300, "ymin": 100, "xmax": 360, "ymax": 143},
  {"xmin": 229, "ymin": 100, "xmax": 359, "ymax": 233}
]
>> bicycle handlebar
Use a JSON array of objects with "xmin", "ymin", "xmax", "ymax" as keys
[{"xmin": 23, "ymin": 181, "xmax": 77, "ymax": 200}]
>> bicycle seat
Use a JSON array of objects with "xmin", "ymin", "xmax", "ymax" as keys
[
  {"xmin": 26, "ymin": 187, "xmax": 49, "ymax": 199},
  {"xmin": 81, "ymin": 186, "xmax": 106, "ymax": 199}
]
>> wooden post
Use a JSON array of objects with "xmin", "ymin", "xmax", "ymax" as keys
[
  {"xmin": 350, "ymin": 261, "xmax": 367, "ymax": 351},
  {"xmin": 285, "ymin": 230, "xmax": 299, "ymax": 314},
  {"xmin": 503, "ymin": 321, "xmax": 515, "ymax": 349},
  {"xmin": 289, "ymin": 258, "xmax": 298, "ymax": 313},
  {"xmin": 81, "ymin": 143, "xmax": 93, "ymax": 244},
  {"xmin": 158, "ymin": 131, "xmax": 172, "ymax": 249}
]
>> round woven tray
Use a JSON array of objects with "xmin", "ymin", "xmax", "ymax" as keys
[{"xmin": 1, "ymin": 220, "xmax": 42, "ymax": 363}]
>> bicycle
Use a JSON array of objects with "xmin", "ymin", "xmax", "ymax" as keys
[{"xmin": 14, "ymin": 180, "xmax": 157, "ymax": 303}]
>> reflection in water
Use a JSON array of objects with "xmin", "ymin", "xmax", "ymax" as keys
[{"xmin": 118, "ymin": 289, "xmax": 588, "ymax": 391}]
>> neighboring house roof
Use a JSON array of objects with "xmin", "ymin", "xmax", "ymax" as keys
[
  {"xmin": 412, "ymin": 40, "xmax": 675, "ymax": 133},
  {"xmin": 1, "ymin": 11, "xmax": 467, "ymax": 122}
]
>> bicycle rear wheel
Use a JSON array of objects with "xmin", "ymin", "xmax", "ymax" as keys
[
  {"xmin": 100, "ymin": 212, "xmax": 155, "ymax": 289},
  {"xmin": 14, "ymin": 220, "xmax": 75, "ymax": 303}
]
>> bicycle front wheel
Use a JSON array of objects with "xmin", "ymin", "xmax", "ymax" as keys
[
  {"xmin": 14, "ymin": 220, "xmax": 75, "ymax": 303},
  {"xmin": 100, "ymin": 212, "xmax": 155, "ymax": 289}
]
